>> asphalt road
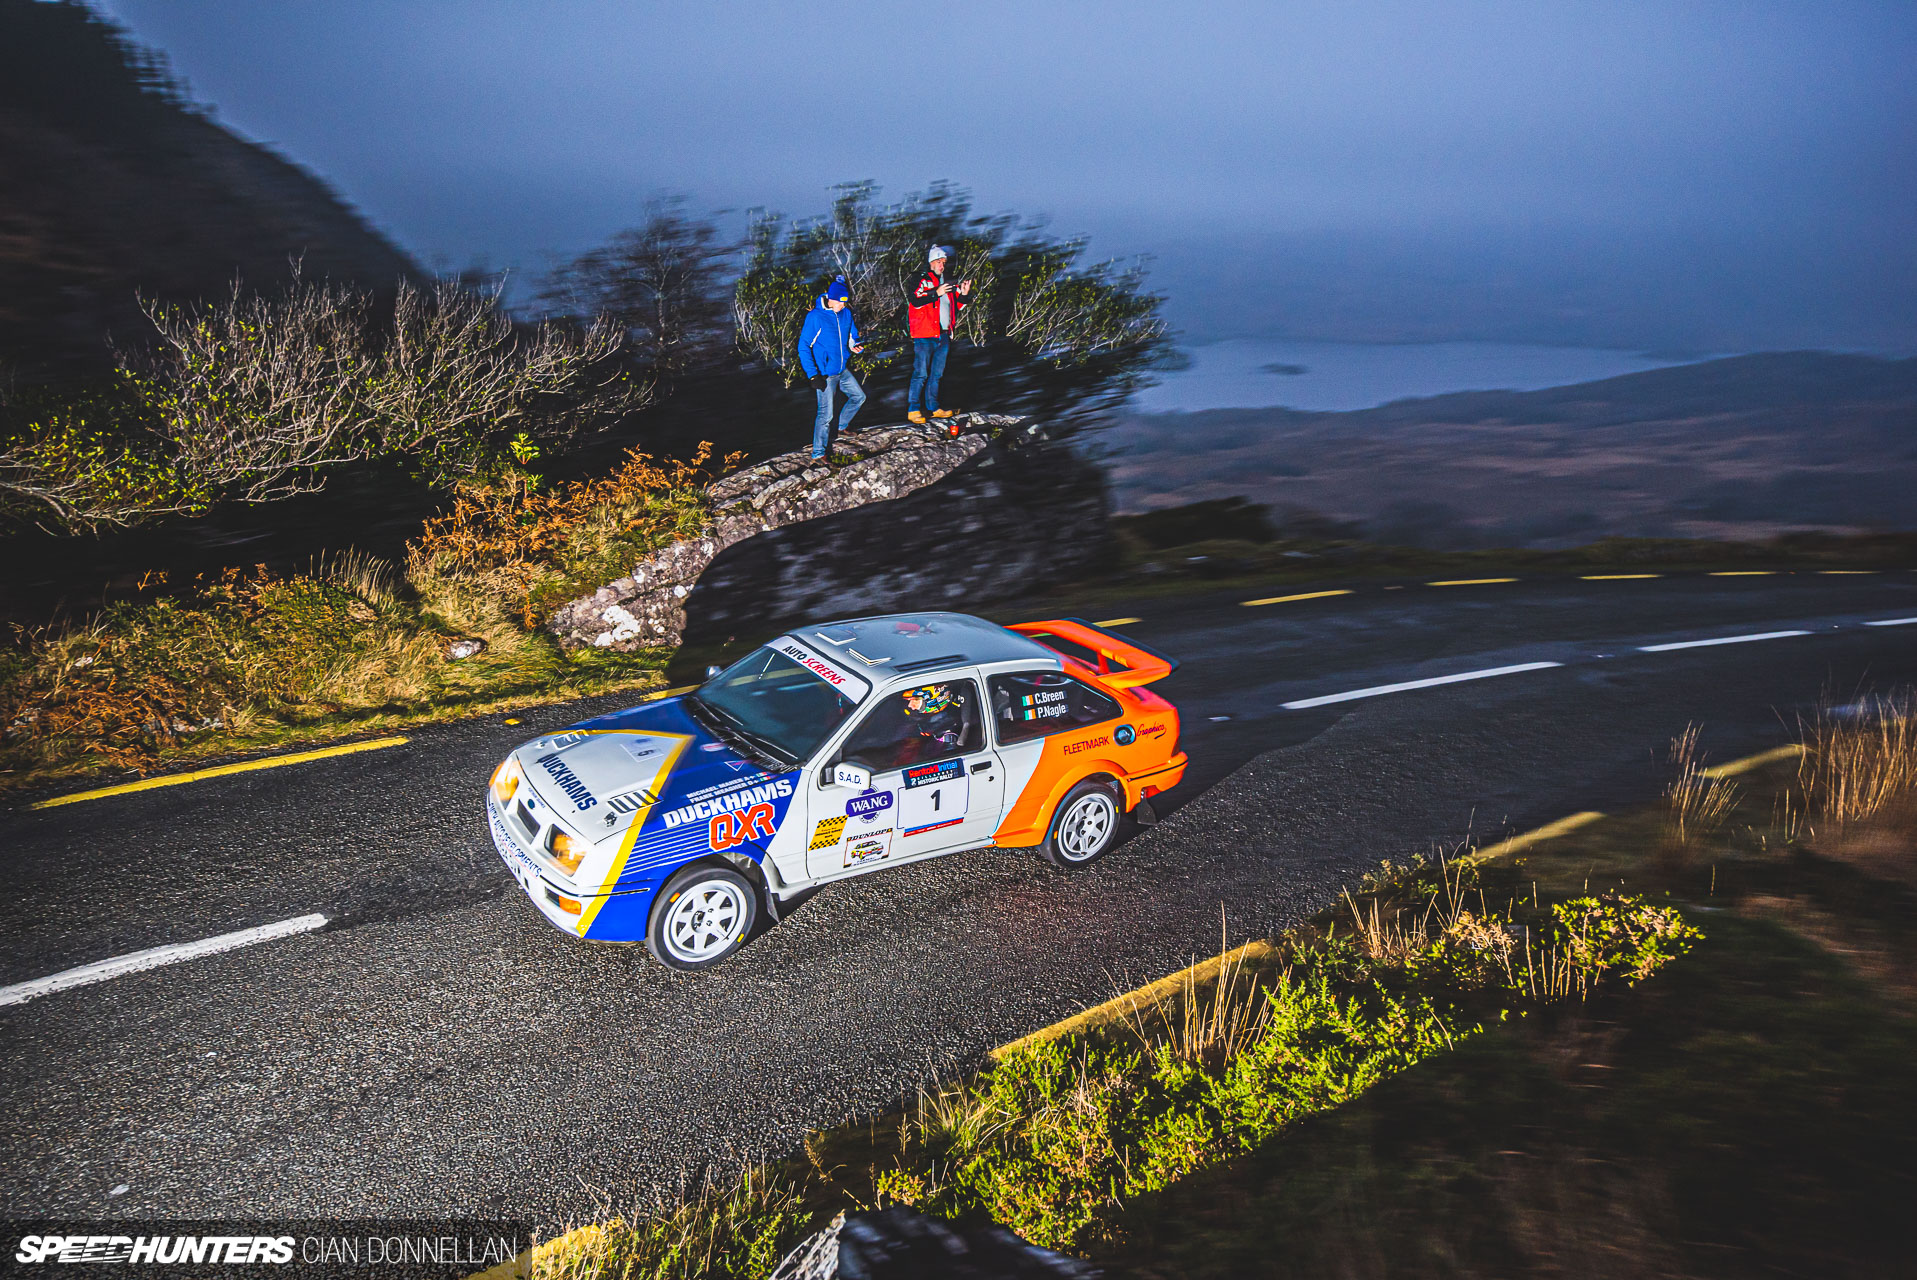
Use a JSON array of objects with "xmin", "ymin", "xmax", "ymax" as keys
[{"xmin": 2, "ymin": 570, "xmax": 1913, "ymax": 1222}]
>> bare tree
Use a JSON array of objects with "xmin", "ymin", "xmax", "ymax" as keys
[
  {"xmin": 541, "ymin": 198, "xmax": 735, "ymax": 382},
  {"xmin": 0, "ymin": 270, "xmax": 645, "ymax": 531}
]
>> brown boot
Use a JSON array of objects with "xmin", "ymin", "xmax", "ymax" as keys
[
  {"xmin": 906, "ymin": 410, "xmax": 928, "ymax": 424},
  {"xmin": 930, "ymin": 408, "xmax": 957, "ymax": 419}
]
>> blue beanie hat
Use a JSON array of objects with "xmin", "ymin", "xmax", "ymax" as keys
[{"xmin": 824, "ymin": 275, "xmax": 852, "ymax": 302}]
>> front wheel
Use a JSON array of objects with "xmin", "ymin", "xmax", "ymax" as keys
[
  {"xmin": 648, "ymin": 863, "xmax": 759, "ymax": 970},
  {"xmin": 1039, "ymin": 780, "xmax": 1124, "ymax": 868}
]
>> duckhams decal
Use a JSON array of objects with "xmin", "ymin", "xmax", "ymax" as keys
[
  {"xmin": 661, "ymin": 777, "xmax": 796, "ymax": 829},
  {"xmin": 536, "ymin": 752, "xmax": 599, "ymax": 811}
]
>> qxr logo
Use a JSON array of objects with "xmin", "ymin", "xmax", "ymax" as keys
[{"xmin": 709, "ymin": 803, "xmax": 776, "ymax": 851}]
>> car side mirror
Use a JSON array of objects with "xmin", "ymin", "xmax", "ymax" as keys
[
  {"xmin": 831, "ymin": 762, "xmax": 872, "ymax": 790},
  {"xmin": 705, "ymin": 665, "xmax": 724, "ymax": 680}
]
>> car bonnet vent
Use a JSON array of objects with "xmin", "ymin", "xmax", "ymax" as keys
[{"xmin": 892, "ymin": 654, "xmax": 966, "ymax": 675}]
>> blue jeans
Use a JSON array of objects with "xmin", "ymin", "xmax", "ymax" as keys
[
  {"xmin": 908, "ymin": 337, "xmax": 950, "ymax": 415},
  {"xmin": 811, "ymin": 370, "xmax": 866, "ymax": 457}
]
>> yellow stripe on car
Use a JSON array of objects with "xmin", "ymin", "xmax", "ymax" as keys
[{"xmin": 574, "ymin": 731, "xmax": 696, "ymax": 937}]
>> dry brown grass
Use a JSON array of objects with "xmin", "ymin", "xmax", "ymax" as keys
[
  {"xmin": 411, "ymin": 443, "xmax": 736, "ymax": 626},
  {"xmin": 1800, "ymin": 692, "xmax": 1917, "ymax": 825},
  {"xmin": 1662, "ymin": 724, "xmax": 1741, "ymax": 856},
  {"xmin": 1, "ymin": 446, "xmax": 730, "ymax": 784}
]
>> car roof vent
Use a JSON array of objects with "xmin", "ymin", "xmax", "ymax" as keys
[{"xmin": 891, "ymin": 654, "xmax": 967, "ymax": 676}]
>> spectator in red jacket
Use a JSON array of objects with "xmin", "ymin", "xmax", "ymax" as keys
[{"xmin": 906, "ymin": 245, "xmax": 971, "ymax": 428}]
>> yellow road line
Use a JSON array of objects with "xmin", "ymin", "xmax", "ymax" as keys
[
  {"xmin": 29, "ymin": 736, "xmax": 412, "ymax": 811},
  {"xmin": 1581, "ymin": 574, "xmax": 1661, "ymax": 580},
  {"xmin": 1094, "ymin": 617, "xmax": 1142, "ymax": 627},
  {"xmin": 28, "ymin": 682, "xmax": 701, "ymax": 813},
  {"xmin": 1461, "ymin": 811, "xmax": 1606, "ymax": 865},
  {"xmin": 992, "ymin": 938, "xmax": 1284, "ymax": 1060},
  {"xmin": 992, "ymin": 808, "xmax": 1611, "ymax": 1059},
  {"xmin": 1241, "ymin": 589, "xmax": 1353, "ymax": 607},
  {"xmin": 1428, "ymin": 577, "xmax": 1518, "ymax": 586},
  {"xmin": 1819, "ymin": 569, "xmax": 1876, "ymax": 575},
  {"xmin": 1700, "ymin": 743, "xmax": 1804, "ymax": 779},
  {"xmin": 1709, "ymin": 570, "xmax": 1774, "ymax": 576}
]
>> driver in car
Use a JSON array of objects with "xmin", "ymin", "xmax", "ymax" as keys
[{"xmin": 898, "ymin": 684, "xmax": 965, "ymax": 764}]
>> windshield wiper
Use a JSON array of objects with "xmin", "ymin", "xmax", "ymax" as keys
[
  {"xmin": 686, "ymin": 695, "xmax": 795, "ymax": 769},
  {"xmin": 730, "ymin": 726, "xmax": 798, "ymax": 769}
]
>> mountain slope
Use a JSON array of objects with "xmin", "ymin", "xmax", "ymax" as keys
[
  {"xmin": 0, "ymin": 0, "xmax": 424, "ymax": 374},
  {"xmin": 1104, "ymin": 351, "xmax": 1917, "ymax": 545}
]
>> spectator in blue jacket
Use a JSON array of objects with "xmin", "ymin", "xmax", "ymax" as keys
[{"xmin": 796, "ymin": 276, "xmax": 866, "ymax": 459}]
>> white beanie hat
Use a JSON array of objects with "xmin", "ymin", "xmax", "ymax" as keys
[{"xmin": 928, "ymin": 245, "xmax": 950, "ymax": 263}]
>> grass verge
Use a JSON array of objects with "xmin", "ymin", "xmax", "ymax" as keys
[{"xmin": 0, "ymin": 448, "xmax": 722, "ymax": 795}]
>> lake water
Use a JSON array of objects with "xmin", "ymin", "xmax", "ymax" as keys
[{"xmin": 1130, "ymin": 338, "xmax": 1720, "ymax": 413}]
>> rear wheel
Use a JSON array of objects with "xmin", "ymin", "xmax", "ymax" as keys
[
  {"xmin": 648, "ymin": 863, "xmax": 759, "ymax": 970},
  {"xmin": 1039, "ymin": 779, "xmax": 1124, "ymax": 868}
]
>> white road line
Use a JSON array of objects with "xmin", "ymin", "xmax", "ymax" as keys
[
  {"xmin": 1864, "ymin": 617, "xmax": 1917, "ymax": 628},
  {"xmin": 1281, "ymin": 661, "xmax": 1563, "ymax": 710},
  {"xmin": 0, "ymin": 913, "xmax": 329, "ymax": 1008},
  {"xmin": 1638, "ymin": 630, "xmax": 1812, "ymax": 652}
]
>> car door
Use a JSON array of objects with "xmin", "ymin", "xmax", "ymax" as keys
[{"xmin": 805, "ymin": 676, "xmax": 1001, "ymax": 879}]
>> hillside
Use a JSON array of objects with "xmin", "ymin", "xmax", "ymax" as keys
[
  {"xmin": 0, "ymin": 0, "xmax": 424, "ymax": 374},
  {"xmin": 1103, "ymin": 351, "xmax": 1917, "ymax": 545}
]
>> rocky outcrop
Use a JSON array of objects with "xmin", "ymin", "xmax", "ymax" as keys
[
  {"xmin": 546, "ymin": 415, "xmax": 1038, "ymax": 650},
  {"xmin": 770, "ymin": 1207, "xmax": 1099, "ymax": 1279}
]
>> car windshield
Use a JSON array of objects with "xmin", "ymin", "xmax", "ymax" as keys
[{"xmin": 690, "ymin": 646, "xmax": 860, "ymax": 765}]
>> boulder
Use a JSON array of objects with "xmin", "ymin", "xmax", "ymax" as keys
[
  {"xmin": 546, "ymin": 415, "xmax": 1111, "ymax": 651},
  {"xmin": 770, "ymin": 1208, "xmax": 1100, "ymax": 1280}
]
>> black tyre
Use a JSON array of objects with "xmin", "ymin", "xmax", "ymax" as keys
[
  {"xmin": 1039, "ymin": 779, "xmax": 1124, "ymax": 868},
  {"xmin": 647, "ymin": 863, "xmax": 759, "ymax": 970}
]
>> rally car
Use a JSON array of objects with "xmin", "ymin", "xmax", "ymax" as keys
[{"xmin": 485, "ymin": 612, "xmax": 1185, "ymax": 969}]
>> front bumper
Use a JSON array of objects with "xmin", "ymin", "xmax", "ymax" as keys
[{"xmin": 486, "ymin": 800, "xmax": 590, "ymax": 935}]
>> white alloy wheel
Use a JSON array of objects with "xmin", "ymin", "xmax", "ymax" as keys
[
  {"xmin": 648, "ymin": 865, "xmax": 759, "ymax": 969},
  {"xmin": 1042, "ymin": 781, "xmax": 1123, "ymax": 867}
]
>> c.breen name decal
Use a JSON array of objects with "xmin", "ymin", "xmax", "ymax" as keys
[
  {"xmin": 1062, "ymin": 734, "xmax": 1111, "ymax": 756},
  {"xmin": 777, "ymin": 641, "xmax": 870, "ymax": 700},
  {"xmin": 662, "ymin": 777, "xmax": 794, "ymax": 829},
  {"xmin": 536, "ymin": 752, "xmax": 598, "ymax": 811}
]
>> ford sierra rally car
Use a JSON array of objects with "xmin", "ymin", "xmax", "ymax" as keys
[{"xmin": 485, "ymin": 613, "xmax": 1185, "ymax": 968}]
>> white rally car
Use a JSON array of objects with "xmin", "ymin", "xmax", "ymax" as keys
[{"xmin": 486, "ymin": 612, "xmax": 1185, "ymax": 968}]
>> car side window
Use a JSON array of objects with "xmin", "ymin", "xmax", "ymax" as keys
[
  {"xmin": 835, "ymin": 680, "xmax": 983, "ymax": 775},
  {"xmin": 989, "ymin": 671, "xmax": 1121, "ymax": 746}
]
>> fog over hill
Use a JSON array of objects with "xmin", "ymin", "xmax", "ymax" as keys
[
  {"xmin": 1102, "ymin": 352, "xmax": 1917, "ymax": 546},
  {"xmin": 0, "ymin": 0, "xmax": 422, "ymax": 374}
]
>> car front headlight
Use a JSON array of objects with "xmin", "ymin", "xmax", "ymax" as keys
[
  {"xmin": 490, "ymin": 758, "xmax": 521, "ymax": 805},
  {"xmin": 547, "ymin": 828, "xmax": 585, "ymax": 875}
]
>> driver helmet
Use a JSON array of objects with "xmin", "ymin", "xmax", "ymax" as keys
[{"xmin": 904, "ymin": 685, "xmax": 955, "ymax": 715}]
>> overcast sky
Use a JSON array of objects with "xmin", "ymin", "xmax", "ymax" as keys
[{"xmin": 97, "ymin": 0, "xmax": 1917, "ymax": 353}]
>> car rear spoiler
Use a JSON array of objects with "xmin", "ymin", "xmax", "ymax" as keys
[{"xmin": 1005, "ymin": 618, "xmax": 1180, "ymax": 688}]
